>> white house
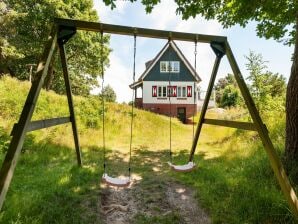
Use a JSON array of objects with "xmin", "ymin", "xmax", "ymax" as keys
[{"xmin": 130, "ymin": 41, "xmax": 202, "ymax": 122}]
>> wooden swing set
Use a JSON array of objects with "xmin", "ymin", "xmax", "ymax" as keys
[{"xmin": 0, "ymin": 18, "xmax": 297, "ymax": 218}]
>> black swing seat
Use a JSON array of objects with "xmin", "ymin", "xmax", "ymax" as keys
[
  {"xmin": 167, "ymin": 161, "xmax": 195, "ymax": 172},
  {"xmin": 102, "ymin": 173, "xmax": 131, "ymax": 187}
]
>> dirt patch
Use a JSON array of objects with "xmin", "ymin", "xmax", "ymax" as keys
[
  {"xmin": 166, "ymin": 182, "xmax": 211, "ymax": 224},
  {"xmin": 100, "ymin": 183, "xmax": 138, "ymax": 224},
  {"xmin": 100, "ymin": 175, "xmax": 210, "ymax": 224}
]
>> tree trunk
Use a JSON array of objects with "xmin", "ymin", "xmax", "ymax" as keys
[
  {"xmin": 0, "ymin": 53, "xmax": 15, "ymax": 77},
  {"xmin": 0, "ymin": 65, "xmax": 16, "ymax": 78},
  {"xmin": 285, "ymin": 15, "xmax": 298, "ymax": 164},
  {"xmin": 6, "ymin": 66, "xmax": 16, "ymax": 78},
  {"xmin": 44, "ymin": 47, "xmax": 57, "ymax": 90},
  {"xmin": 45, "ymin": 64, "xmax": 55, "ymax": 90}
]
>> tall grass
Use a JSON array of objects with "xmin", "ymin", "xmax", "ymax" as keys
[{"xmin": 0, "ymin": 76, "xmax": 296, "ymax": 223}]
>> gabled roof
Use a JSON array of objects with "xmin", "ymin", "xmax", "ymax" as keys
[{"xmin": 130, "ymin": 41, "xmax": 201, "ymax": 89}]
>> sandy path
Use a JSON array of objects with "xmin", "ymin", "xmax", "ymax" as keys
[{"xmin": 100, "ymin": 174, "xmax": 210, "ymax": 224}]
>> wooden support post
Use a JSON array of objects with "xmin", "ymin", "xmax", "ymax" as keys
[
  {"xmin": 58, "ymin": 41, "xmax": 82, "ymax": 166},
  {"xmin": 189, "ymin": 55, "xmax": 222, "ymax": 161},
  {"xmin": 225, "ymin": 41, "xmax": 298, "ymax": 218},
  {"xmin": 0, "ymin": 28, "xmax": 58, "ymax": 211}
]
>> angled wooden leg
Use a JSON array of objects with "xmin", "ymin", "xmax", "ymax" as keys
[
  {"xmin": 0, "ymin": 28, "xmax": 58, "ymax": 211},
  {"xmin": 225, "ymin": 41, "xmax": 298, "ymax": 218},
  {"xmin": 189, "ymin": 55, "xmax": 222, "ymax": 161},
  {"xmin": 58, "ymin": 41, "xmax": 82, "ymax": 166}
]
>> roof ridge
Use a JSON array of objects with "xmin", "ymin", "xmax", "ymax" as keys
[{"xmin": 130, "ymin": 40, "xmax": 201, "ymax": 88}]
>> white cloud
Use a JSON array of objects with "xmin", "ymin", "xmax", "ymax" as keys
[
  {"xmin": 149, "ymin": 0, "xmax": 177, "ymax": 30},
  {"xmin": 91, "ymin": 50, "xmax": 133, "ymax": 103},
  {"xmin": 92, "ymin": 0, "xmax": 232, "ymax": 101},
  {"xmin": 94, "ymin": 0, "xmax": 129, "ymax": 23}
]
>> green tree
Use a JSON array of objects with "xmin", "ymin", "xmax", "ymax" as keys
[
  {"xmin": 245, "ymin": 51, "xmax": 286, "ymax": 112},
  {"xmin": 103, "ymin": 0, "xmax": 298, "ymax": 163},
  {"xmin": 220, "ymin": 84, "xmax": 240, "ymax": 108},
  {"xmin": 264, "ymin": 72, "xmax": 287, "ymax": 98},
  {"xmin": 245, "ymin": 51, "xmax": 270, "ymax": 110},
  {"xmin": 214, "ymin": 73, "xmax": 238, "ymax": 105},
  {"xmin": 0, "ymin": 2, "xmax": 24, "ymax": 77},
  {"xmin": 100, "ymin": 85, "xmax": 117, "ymax": 102},
  {"xmin": 1, "ymin": 0, "xmax": 110, "ymax": 96}
]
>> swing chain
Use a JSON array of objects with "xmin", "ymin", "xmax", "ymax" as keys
[
  {"xmin": 167, "ymin": 36, "xmax": 173, "ymax": 162},
  {"xmin": 193, "ymin": 40, "xmax": 197, "ymax": 141},
  {"xmin": 128, "ymin": 33, "xmax": 137, "ymax": 178},
  {"xmin": 100, "ymin": 30, "xmax": 107, "ymax": 173}
]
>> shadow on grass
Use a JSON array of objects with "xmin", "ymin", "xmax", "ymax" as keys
[
  {"xmin": 0, "ymin": 134, "xmax": 104, "ymax": 223},
  {"xmin": 170, "ymin": 147, "xmax": 296, "ymax": 223},
  {"xmin": 0, "ymin": 127, "xmax": 296, "ymax": 224},
  {"xmin": 0, "ymin": 130, "xmax": 187, "ymax": 224}
]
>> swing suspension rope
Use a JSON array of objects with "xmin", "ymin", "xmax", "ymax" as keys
[
  {"xmin": 167, "ymin": 38, "xmax": 197, "ymax": 172},
  {"xmin": 193, "ymin": 40, "xmax": 197, "ymax": 142},
  {"xmin": 101, "ymin": 31, "xmax": 136, "ymax": 186},
  {"xmin": 101, "ymin": 31, "xmax": 107, "ymax": 174},
  {"xmin": 168, "ymin": 37, "xmax": 172, "ymax": 164},
  {"xmin": 128, "ymin": 33, "xmax": 137, "ymax": 178}
]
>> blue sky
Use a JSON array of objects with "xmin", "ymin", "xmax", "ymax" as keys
[{"xmin": 92, "ymin": 0, "xmax": 293, "ymax": 103}]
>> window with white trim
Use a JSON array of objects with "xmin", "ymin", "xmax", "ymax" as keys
[
  {"xmin": 171, "ymin": 61, "xmax": 180, "ymax": 73},
  {"xmin": 156, "ymin": 86, "xmax": 167, "ymax": 97},
  {"xmin": 168, "ymin": 86, "xmax": 174, "ymax": 97},
  {"xmin": 182, "ymin": 87, "xmax": 186, "ymax": 97},
  {"xmin": 162, "ymin": 86, "xmax": 167, "ymax": 97},
  {"xmin": 160, "ymin": 61, "xmax": 168, "ymax": 72},
  {"xmin": 155, "ymin": 85, "xmax": 194, "ymax": 98},
  {"xmin": 158, "ymin": 86, "xmax": 162, "ymax": 97},
  {"xmin": 160, "ymin": 61, "xmax": 180, "ymax": 73},
  {"xmin": 177, "ymin": 86, "xmax": 181, "ymax": 97}
]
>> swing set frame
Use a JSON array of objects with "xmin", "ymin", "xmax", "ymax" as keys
[{"xmin": 0, "ymin": 18, "xmax": 297, "ymax": 218}]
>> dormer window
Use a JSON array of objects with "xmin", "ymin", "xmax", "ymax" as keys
[{"xmin": 160, "ymin": 61, "xmax": 180, "ymax": 73}]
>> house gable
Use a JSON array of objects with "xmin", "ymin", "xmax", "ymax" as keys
[{"xmin": 143, "ymin": 45, "xmax": 196, "ymax": 82}]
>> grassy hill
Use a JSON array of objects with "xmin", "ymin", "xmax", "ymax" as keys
[{"xmin": 0, "ymin": 76, "xmax": 296, "ymax": 223}]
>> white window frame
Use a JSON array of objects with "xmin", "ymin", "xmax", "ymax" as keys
[
  {"xmin": 160, "ymin": 61, "xmax": 168, "ymax": 73},
  {"xmin": 162, "ymin": 86, "xmax": 167, "ymax": 97},
  {"xmin": 170, "ymin": 61, "xmax": 180, "ymax": 73},
  {"xmin": 167, "ymin": 86, "xmax": 174, "ymax": 97},
  {"xmin": 177, "ymin": 86, "xmax": 182, "ymax": 97},
  {"xmin": 160, "ymin": 61, "xmax": 180, "ymax": 73},
  {"xmin": 158, "ymin": 86, "xmax": 162, "ymax": 97},
  {"xmin": 182, "ymin": 86, "xmax": 186, "ymax": 97}
]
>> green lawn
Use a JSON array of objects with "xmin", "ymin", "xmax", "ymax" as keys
[{"xmin": 0, "ymin": 77, "xmax": 296, "ymax": 223}]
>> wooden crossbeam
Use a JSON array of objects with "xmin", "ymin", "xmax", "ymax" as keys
[
  {"xmin": 54, "ymin": 18, "xmax": 227, "ymax": 43},
  {"xmin": 203, "ymin": 119, "xmax": 257, "ymax": 131},
  {"xmin": 11, "ymin": 117, "xmax": 71, "ymax": 136}
]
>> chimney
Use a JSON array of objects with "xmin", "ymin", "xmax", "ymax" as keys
[{"xmin": 145, "ymin": 60, "xmax": 152, "ymax": 69}]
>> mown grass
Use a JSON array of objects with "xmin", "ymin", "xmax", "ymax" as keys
[{"xmin": 0, "ymin": 76, "xmax": 296, "ymax": 223}]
